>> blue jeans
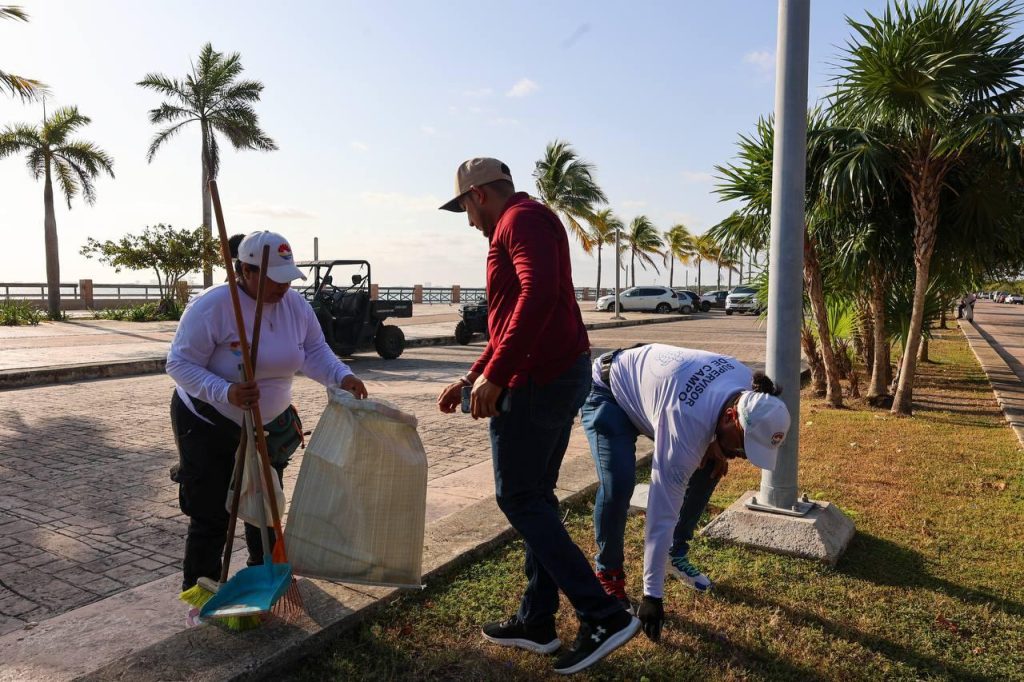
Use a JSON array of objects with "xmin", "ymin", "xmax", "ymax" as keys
[
  {"xmin": 489, "ymin": 355, "xmax": 622, "ymax": 625},
  {"xmin": 581, "ymin": 384, "xmax": 721, "ymax": 572}
]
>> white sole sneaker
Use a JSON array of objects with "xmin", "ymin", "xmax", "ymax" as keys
[
  {"xmin": 666, "ymin": 561, "xmax": 713, "ymax": 592},
  {"xmin": 482, "ymin": 631, "xmax": 561, "ymax": 655},
  {"xmin": 552, "ymin": 616, "xmax": 640, "ymax": 675}
]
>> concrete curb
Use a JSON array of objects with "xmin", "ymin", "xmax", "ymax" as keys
[
  {"xmin": 78, "ymin": 448, "xmax": 654, "ymax": 682},
  {"xmin": 0, "ymin": 314, "xmax": 694, "ymax": 391},
  {"xmin": 958, "ymin": 320, "xmax": 1024, "ymax": 448}
]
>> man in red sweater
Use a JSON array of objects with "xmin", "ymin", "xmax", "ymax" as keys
[{"xmin": 437, "ymin": 158, "xmax": 639, "ymax": 675}]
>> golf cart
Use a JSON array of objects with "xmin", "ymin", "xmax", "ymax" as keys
[
  {"xmin": 455, "ymin": 300, "xmax": 488, "ymax": 345},
  {"xmin": 296, "ymin": 260, "xmax": 412, "ymax": 359}
]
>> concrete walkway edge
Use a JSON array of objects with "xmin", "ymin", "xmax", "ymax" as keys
[
  {"xmin": 959, "ymin": 320, "xmax": 1024, "ymax": 448},
  {"xmin": 74, "ymin": 449, "xmax": 654, "ymax": 682}
]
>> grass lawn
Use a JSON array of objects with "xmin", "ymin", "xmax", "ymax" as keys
[{"xmin": 288, "ymin": 329, "xmax": 1024, "ymax": 681}]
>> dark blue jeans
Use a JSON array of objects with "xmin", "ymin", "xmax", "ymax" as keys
[
  {"xmin": 581, "ymin": 384, "xmax": 721, "ymax": 572},
  {"xmin": 489, "ymin": 355, "xmax": 621, "ymax": 625}
]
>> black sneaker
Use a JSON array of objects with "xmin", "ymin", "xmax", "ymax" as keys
[
  {"xmin": 481, "ymin": 614, "xmax": 561, "ymax": 655},
  {"xmin": 552, "ymin": 609, "xmax": 640, "ymax": 675}
]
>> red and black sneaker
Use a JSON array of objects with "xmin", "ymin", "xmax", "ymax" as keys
[{"xmin": 596, "ymin": 568, "xmax": 634, "ymax": 615}]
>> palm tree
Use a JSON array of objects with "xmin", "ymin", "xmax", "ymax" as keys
[
  {"xmin": 138, "ymin": 43, "xmax": 277, "ymax": 287},
  {"xmin": 663, "ymin": 224, "xmax": 695, "ymax": 288},
  {"xmin": 586, "ymin": 208, "xmax": 622, "ymax": 296},
  {"xmin": 0, "ymin": 107, "xmax": 114, "ymax": 318},
  {"xmin": 624, "ymin": 216, "xmax": 663, "ymax": 287},
  {"xmin": 1, "ymin": 6, "xmax": 47, "ymax": 101},
  {"xmin": 533, "ymin": 139, "xmax": 608, "ymax": 250},
  {"xmin": 691, "ymin": 233, "xmax": 719, "ymax": 296},
  {"xmin": 829, "ymin": 0, "xmax": 1024, "ymax": 416}
]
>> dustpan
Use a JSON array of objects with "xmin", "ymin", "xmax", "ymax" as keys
[{"xmin": 199, "ymin": 561, "xmax": 292, "ymax": 619}]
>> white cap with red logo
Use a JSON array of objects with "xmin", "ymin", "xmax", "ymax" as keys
[
  {"xmin": 736, "ymin": 391, "xmax": 791, "ymax": 471},
  {"xmin": 237, "ymin": 231, "xmax": 307, "ymax": 284}
]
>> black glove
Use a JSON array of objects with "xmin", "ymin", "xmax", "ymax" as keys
[{"xmin": 637, "ymin": 595, "xmax": 664, "ymax": 642}]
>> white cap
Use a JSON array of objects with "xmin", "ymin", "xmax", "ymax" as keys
[
  {"xmin": 736, "ymin": 391, "xmax": 791, "ymax": 471},
  {"xmin": 237, "ymin": 231, "xmax": 306, "ymax": 284}
]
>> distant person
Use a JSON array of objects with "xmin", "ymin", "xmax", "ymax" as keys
[
  {"xmin": 582, "ymin": 344, "xmax": 791, "ymax": 642},
  {"xmin": 166, "ymin": 230, "xmax": 367, "ymax": 623},
  {"xmin": 436, "ymin": 158, "xmax": 639, "ymax": 675}
]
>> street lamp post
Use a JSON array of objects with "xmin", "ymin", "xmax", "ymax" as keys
[{"xmin": 613, "ymin": 227, "xmax": 624, "ymax": 320}]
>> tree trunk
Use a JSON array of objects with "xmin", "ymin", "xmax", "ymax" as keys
[
  {"xmin": 939, "ymin": 306, "xmax": 947, "ymax": 329},
  {"xmin": 804, "ymin": 234, "xmax": 843, "ymax": 407},
  {"xmin": 669, "ymin": 257, "xmax": 674, "ymax": 288},
  {"xmin": 595, "ymin": 243, "xmax": 602, "ymax": 295},
  {"xmin": 918, "ymin": 336, "xmax": 929, "ymax": 362},
  {"xmin": 728, "ymin": 266, "xmax": 733, "ymax": 290},
  {"xmin": 716, "ymin": 263, "xmax": 722, "ymax": 290},
  {"xmin": 201, "ymin": 121, "xmax": 214, "ymax": 288},
  {"xmin": 631, "ymin": 252, "xmax": 636, "ymax": 287},
  {"xmin": 696, "ymin": 258, "xmax": 702, "ymax": 294},
  {"xmin": 892, "ymin": 177, "xmax": 941, "ymax": 416},
  {"xmin": 867, "ymin": 264, "xmax": 890, "ymax": 400},
  {"xmin": 802, "ymin": 323, "xmax": 826, "ymax": 396},
  {"xmin": 42, "ymin": 158, "xmax": 61, "ymax": 320}
]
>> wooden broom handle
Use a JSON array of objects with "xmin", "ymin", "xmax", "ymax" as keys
[{"xmin": 209, "ymin": 180, "xmax": 288, "ymax": 556}]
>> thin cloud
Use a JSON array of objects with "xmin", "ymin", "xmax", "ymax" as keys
[
  {"xmin": 744, "ymin": 50, "xmax": 775, "ymax": 79},
  {"xmin": 682, "ymin": 170, "xmax": 713, "ymax": 184},
  {"xmin": 350, "ymin": 140, "xmax": 369, "ymax": 152},
  {"xmin": 360, "ymin": 192, "xmax": 442, "ymax": 212},
  {"xmin": 506, "ymin": 78, "xmax": 539, "ymax": 98},
  {"xmin": 234, "ymin": 203, "xmax": 319, "ymax": 220}
]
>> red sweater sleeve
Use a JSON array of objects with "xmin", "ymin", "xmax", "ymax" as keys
[{"xmin": 481, "ymin": 211, "xmax": 559, "ymax": 386}]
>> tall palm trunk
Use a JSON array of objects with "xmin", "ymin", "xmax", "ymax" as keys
[
  {"xmin": 716, "ymin": 263, "xmax": 722, "ymax": 290},
  {"xmin": 595, "ymin": 243, "xmax": 603, "ymax": 296},
  {"xmin": 200, "ymin": 120, "xmax": 213, "ymax": 288},
  {"xmin": 669, "ymin": 257, "xmax": 674, "ymax": 288},
  {"xmin": 867, "ymin": 263, "xmax": 889, "ymax": 399},
  {"xmin": 42, "ymin": 158, "xmax": 60, "ymax": 319},
  {"xmin": 631, "ymin": 251, "xmax": 636, "ymax": 287},
  {"xmin": 892, "ymin": 176, "xmax": 941, "ymax": 416},
  {"xmin": 728, "ymin": 266, "xmax": 733, "ymax": 289},
  {"xmin": 804, "ymin": 234, "xmax": 843, "ymax": 407},
  {"xmin": 696, "ymin": 258, "xmax": 702, "ymax": 294}
]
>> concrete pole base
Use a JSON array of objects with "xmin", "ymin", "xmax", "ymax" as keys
[
  {"xmin": 701, "ymin": 490, "xmax": 855, "ymax": 565},
  {"xmin": 629, "ymin": 485, "xmax": 855, "ymax": 565}
]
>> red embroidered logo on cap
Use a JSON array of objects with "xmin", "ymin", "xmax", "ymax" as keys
[{"xmin": 771, "ymin": 432, "xmax": 785, "ymax": 446}]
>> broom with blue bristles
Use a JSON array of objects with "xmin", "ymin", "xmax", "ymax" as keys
[{"xmin": 178, "ymin": 242, "xmax": 272, "ymax": 630}]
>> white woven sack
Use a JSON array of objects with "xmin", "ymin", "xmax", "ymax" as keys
[
  {"xmin": 234, "ymin": 412, "xmax": 286, "ymax": 527},
  {"xmin": 285, "ymin": 388, "xmax": 427, "ymax": 588}
]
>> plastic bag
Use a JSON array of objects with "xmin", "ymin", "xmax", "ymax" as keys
[
  {"xmin": 234, "ymin": 412, "xmax": 286, "ymax": 527},
  {"xmin": 284, "ymin": 388, "xmax": 427, "ymax": 588}
]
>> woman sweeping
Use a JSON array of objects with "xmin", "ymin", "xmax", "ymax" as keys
[{"xmin": 167, "ymin": 230, "xmax": 367, "ymax": 614}]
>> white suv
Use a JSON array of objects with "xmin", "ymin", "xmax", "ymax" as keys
[
  {"xmin": 596, "ymin": 286, "xmax": 681, "ymax": 313},
  {"xmin": 725, "ymin": 286, "xmax": 761, "ymax": 315}
]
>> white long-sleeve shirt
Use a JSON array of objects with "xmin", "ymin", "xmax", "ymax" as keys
[
  {"xmin": 166, "ymin": 283, "xmax": 353, "ymax": 426},
  {"xmin": 592, "ymin": 344, "xmax": 751, "ymax": 598}
]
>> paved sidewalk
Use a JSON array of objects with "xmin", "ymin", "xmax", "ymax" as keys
[
  {"xmin": 0, "ymin": 314, "xmax": 770, "ymax": 681},
  {"xmin": 959, "ymin": 301, "xmax": 1024, "ymax": 448},
  {"xmin": 0, "ymin": 303, "xmax": 691, "ymax": 388}
]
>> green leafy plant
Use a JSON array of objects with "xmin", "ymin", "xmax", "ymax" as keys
[{"xmin": 0, "ymin": 300, "xmax": 42, "ymax": 325}]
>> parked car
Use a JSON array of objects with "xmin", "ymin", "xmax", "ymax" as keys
[
  {"xmin": 596, "ymin": 286, "xmax": 681, "ymax": 313},
  {"xmin": 1007, "ymin": 293, "xmax": 1024, "ymax": 304},
  {"xmin": 671, "ymin": 289, "xmax": 700, "ymax": 314},
  {"xmin": 725, "ymin": 285, "xmax": 761, "ymax": 315},
  {"xmin": 701, "ymin": 290, "xmax": 729, "ymax": 312}
]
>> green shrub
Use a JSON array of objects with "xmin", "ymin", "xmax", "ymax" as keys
[
  {"xmin": 0, "ymin": 300, "xmax": 43, "ymax": 326},
  {"xmin": 93, "ymin": 300, "xmax": 181, "ymax": 322}
]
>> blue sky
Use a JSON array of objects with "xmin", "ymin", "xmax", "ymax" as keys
[{"xmin": 1, "ymin": 0, "xmax": 890, "ymax": 288}]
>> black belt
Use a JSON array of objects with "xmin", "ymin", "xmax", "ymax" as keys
[{"xmin": 599, "ymin": 343, "xmax": 648, "ymax": 388}]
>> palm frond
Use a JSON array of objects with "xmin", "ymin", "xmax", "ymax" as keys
[{"xmin": 146, "ymin": 120, "xmax": 192, "ymax": 162}]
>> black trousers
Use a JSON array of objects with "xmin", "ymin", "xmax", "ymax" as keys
[{"xmin": 170, "ymin": 392, "xmax": 284, "ymax": 591}]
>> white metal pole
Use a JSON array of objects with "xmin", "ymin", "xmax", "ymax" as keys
[{"xmin": 755, "ymin": 0, "xmax": 810, "ymax": 513}]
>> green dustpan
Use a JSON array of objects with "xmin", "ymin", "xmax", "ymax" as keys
[{"xmin": 200, "ymin": 560, "xmax": 292, "ymax": 619}]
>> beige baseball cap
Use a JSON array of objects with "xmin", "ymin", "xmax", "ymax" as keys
[{"xmin": 439, "ymin": 157, "xmax": 515, "ymax": 212}]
